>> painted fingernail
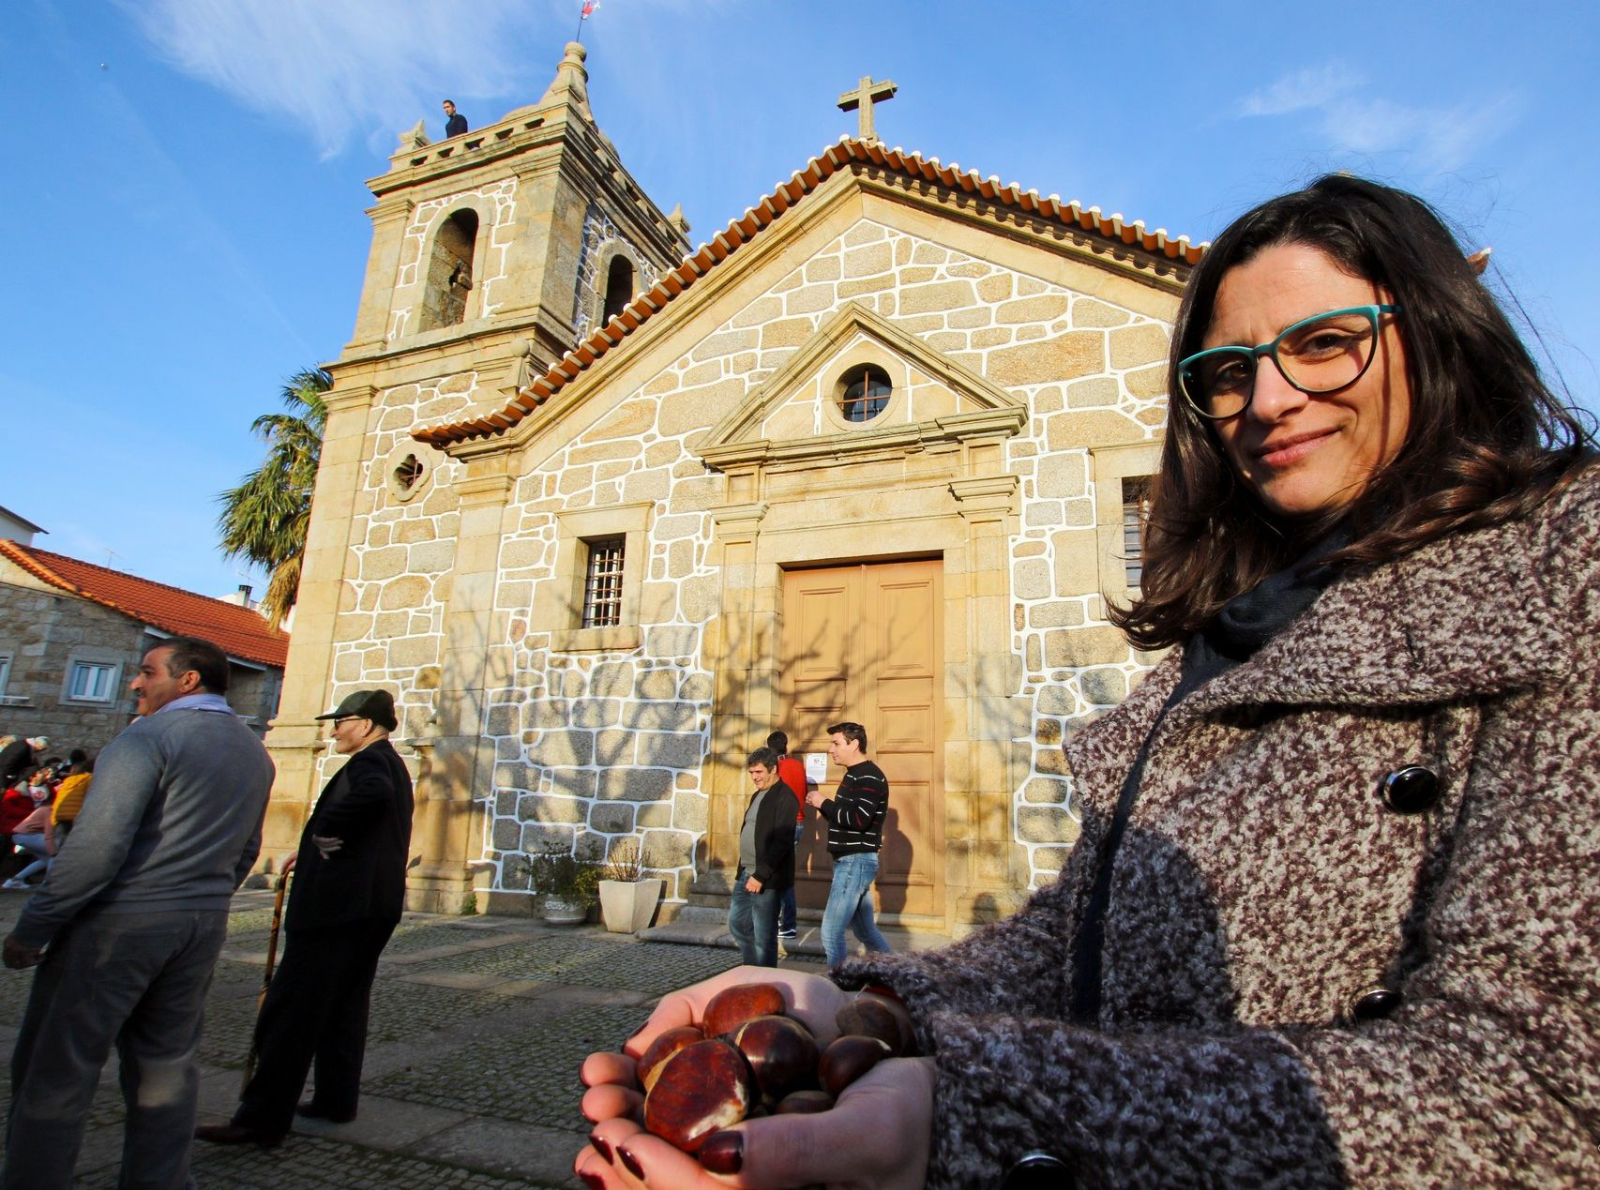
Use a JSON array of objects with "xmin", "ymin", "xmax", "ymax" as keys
[
  {"xmin": 579, "ymin": 1173, "xmax": 606, "ymax": 1190},
  {"xmin": 617, "ymin": 1144, "xmax": 646, "ymax": 1179},
  {"xmin": 698, "ymin": 1131, "xmax": 744, "ymax": 1175},
  {"xmin": 588, "ymin": 1131, "xmax": 613, "ymax": 1163}
]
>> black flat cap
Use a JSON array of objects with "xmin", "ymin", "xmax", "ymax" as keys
[{"xmin": 314, "ymin": 689, "xmax": 398, "ymax": 731}]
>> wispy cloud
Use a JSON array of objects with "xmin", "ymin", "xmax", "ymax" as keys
[
  {"xmin": 1239, "ymin": 64, "xmax": 1362, "ymax": 117},
  {"xmin": 114, "ymin": 0, "xmax": 556, "ymax": 157},
  {"xmin": 1236, "ymin": 63, "xmax": 1522, "ymax": 174}
]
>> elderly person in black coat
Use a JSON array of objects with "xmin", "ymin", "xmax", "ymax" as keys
[
  {"xmin": 575, "ymin": 175, "xmax": 1600, "ymax": 1189},
  {"xmin": 198, "ymin": 689, "xmax": 414, "ymax": 1147}
]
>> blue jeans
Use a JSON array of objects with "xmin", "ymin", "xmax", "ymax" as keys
[
  {"xmin": 727, "ymin": 869, "xmax": 781, "ymax": 967},
  {"xmin": 780, "ymin": 824, "xmax": 803, "ymax": 933},
  {"xmin": 5, "ymin": 907, "xmax": 228, "ymax": 1190},
  {"xmin": 821, "ymin": 851, "xmax": 890, "ymax": 968}
]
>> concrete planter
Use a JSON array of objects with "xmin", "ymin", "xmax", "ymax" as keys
[
  {"xmin": 541, "ymin": 895, "xmax": 588, "ymax": 926},
  {"xmin": 599, "ymin": 878, "xmax": 664, "ymax": 933}
]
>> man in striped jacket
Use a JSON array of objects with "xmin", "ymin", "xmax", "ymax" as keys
[{"xmin": 805, "ymin": 721, "xmax": 892, "ymax": 968}]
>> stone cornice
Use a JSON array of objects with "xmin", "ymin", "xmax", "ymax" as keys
[{"xmin": 701, "ymin": 407, "xmax": 1026, "ymax": 472}]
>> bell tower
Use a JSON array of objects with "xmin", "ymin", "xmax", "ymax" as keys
[{"xmin": 342, "ymin": 41, "xmax": 689, "ymax": 375}]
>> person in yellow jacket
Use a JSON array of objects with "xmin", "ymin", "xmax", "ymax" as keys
[{"xmin": 51, "ymin": 754, "xmax": 93, "ymax": 842}]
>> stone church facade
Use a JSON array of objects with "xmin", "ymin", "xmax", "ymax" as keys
[{"xmin": 263, "ymin": 44, "xmax": 1202, "ymax": 938}]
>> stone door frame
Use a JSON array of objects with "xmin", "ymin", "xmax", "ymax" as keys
[{"xmin": 699, "ymin": 464, "xmax": 1022, "ymax": 931}]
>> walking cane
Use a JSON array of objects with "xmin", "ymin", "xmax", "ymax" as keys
[{"xmin": 240, "ymin": 868, "xmax": 291, "ymax": 1094}]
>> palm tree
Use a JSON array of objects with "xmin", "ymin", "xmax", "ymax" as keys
[{"xmin": 217, "ymin": 367, "xmax": 331, "ymax": 627}]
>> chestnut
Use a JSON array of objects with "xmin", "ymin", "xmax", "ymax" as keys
[
  {"xmin": 818, "ymin": 1034, "xmax": 892, "ymax": 1097},
  {"xmin": 835, "ymin": 997, "xmax": 908, "ymax": 1055},
  {"xmin": 643, "ymin": 1039, "xmax": 756, "ymax": 1154},
  {"xmin": 701, "ymin": 981, "xmax": 787, "ymax": 1038},
  {"xmin": 775, "ymin": 1089, "xmax": 835, "ymax": 1115},
  {"xmin": 731, "ymin": 1014, "xmax": 820, "ymax": 1104},
  {"xmin": 636, "ymin": 1024, "xmax": 704, "ymax": 1093}
]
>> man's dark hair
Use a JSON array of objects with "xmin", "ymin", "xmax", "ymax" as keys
[
  {"xmin": 157, "ymin": 635, "xmax": 230, "ymax": 694},
  {"xmin": 766, "ymin": 730, "xmax": 789, "ymax": 755},
  {"xmin": 68, "ymin": 748, "xmax": 87, "ymax": 765},
  {"xmin": 827, "ymin": 721, "xmax": 868, "ymax": 753},
  {"xmin": 1119, "ymin": 173, "xmax": 1594, "ymax": 650},
  {"xmin": 443, "ymin": 98, "xmax": 455, "ymax": 106},
  {"xmin": 747, "ymin": 747, "xmax": 780, "ymax": 771}
]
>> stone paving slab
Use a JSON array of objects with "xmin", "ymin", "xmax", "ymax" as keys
[
  {"xmin": 0, "ymin": 890, "xmax": 779, "ymax": 1188},
  {"xmin": 365, "ymin": 1001, "xmax": 651, "ymax": 1132}
]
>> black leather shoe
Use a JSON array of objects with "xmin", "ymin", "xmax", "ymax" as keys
[
  {"xmin": 295, "ymin": 1101, "xmax": 357, "ymax": 1123},
  {"xmin": 194, "ymin": 1123, "xmax": 285, "ymax": 1147}
]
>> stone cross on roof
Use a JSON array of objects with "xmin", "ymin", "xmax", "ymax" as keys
[{"xmin": 837, "ymin": 75, "xmax": 897, "ymax": 141}]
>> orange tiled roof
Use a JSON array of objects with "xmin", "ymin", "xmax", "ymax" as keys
[
  {"xmin": 414, "ymin": 135, "xmax": 1205, "ymax": 448},
  {"xmin": 0, "ymin": 540, "xmax": 289, "ymax": 668}
]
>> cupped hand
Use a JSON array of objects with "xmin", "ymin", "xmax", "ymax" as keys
[{"xmin": 576, "ymin": 1054, "xmax": 935, "ymax": 1189}]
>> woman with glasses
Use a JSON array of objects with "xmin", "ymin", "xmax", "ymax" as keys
[{"xmin": 576, "ymin": 175, "xmax": 1599, "ymax": 1189}]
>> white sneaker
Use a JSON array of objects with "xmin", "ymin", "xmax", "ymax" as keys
[{"xmin": 2, "ymin": 878, "xmax": 28, "ymax": 890}]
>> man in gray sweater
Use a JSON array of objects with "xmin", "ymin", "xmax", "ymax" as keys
[{"xmin": 1, "ymin": 635, "xmax": 273, "ymax": 1190}]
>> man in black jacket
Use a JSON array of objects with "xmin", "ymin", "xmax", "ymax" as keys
[
  {"xmin": 727, "ymin": 747, "xmax": 799, "ymax": 968},
  {"xmin": 197, "ymin": 689, "xmax": 413, "ymax": 1146}
]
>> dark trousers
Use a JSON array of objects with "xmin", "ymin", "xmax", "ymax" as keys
[
  {"xmin": 5, "ymin": 908, "xmax": 227, "ymax": 1190},
  {"xmin": 233, "ymin": 918, "xmax": 395, "ymax": 1135}
]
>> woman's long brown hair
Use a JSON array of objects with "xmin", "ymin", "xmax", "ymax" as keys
[{"xmin": 1113, "ymin": 175, "xmax": 1594, "ymax": 651}]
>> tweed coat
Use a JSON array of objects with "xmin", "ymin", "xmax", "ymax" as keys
[{"xmin": 839, "ymin": 464, "xmax": 1600, "ymax": 1188}]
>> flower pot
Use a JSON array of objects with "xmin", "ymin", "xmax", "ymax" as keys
[
  {"xmin": 541, "ymin": 895, "xmax": 588, "ymax": 926},
  {"xmin": 599, "ymin": 878, "xmax": 664, "ymax": 933}
]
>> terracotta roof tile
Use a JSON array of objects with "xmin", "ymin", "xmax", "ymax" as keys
[
  {"xmin": 413, "ymin": 136, "xmax": 1203, "ymax": 449},
  {"xmin": 0, "ymin": 540, "xmax": 289, "ymax": 668}
]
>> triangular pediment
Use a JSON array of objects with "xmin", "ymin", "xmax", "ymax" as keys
[{"xmin": 700, "ymin": 302, "xmax": 1025, "ymax": 469}]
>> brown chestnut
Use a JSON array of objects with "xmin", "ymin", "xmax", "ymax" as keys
[
  {"xmin": 731, "ymin": 1014, "xmax": 820, "ymax": 1104},
  {"xmin": 701, "ymin": 981, "xmax": 787, "ymax": 1038},
  {"xmin": 643, "ymin": 1039, "xmax": 756, "ymax": 1154},
  {"xmin": 834, "ymin": 997, "xmax": 908, "ymax": 1055},
  {"xmin": 775, "ymin": 1089, "xmax": 835, "ymax": 1115},
  {"xmin": 636, "ymin": 1024, "xmax": 704, "ymax": 1093},
  {"xmin": 818, "ymin": 1034, "xmax": 892, "ymax": 1097}
]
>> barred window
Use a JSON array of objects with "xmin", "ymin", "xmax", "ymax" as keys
[
  {"xmin": 581, "ymin": 537, "xmax": 626, "ymax": 628},
  {"xmin": 1121, "ymin": 477, "xmax": 1151, "ymax": 590}
]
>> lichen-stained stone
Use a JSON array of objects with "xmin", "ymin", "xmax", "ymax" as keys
[
  {"xmin": 996, "ymin": 295, "xmax": 1069, "ymax": 325},
  {"xmin": 571, "ymin": 698, "xmax": 620, "ymax": 728},
  {"xmin": 361, "ymin": 546, "xmax": 409, "ymax": 580},
  {"xmin": 646, "ymin": 626, "xmax": 698, "ymax": 658},
  {"xmin": 1013, "ymin": 559, "xmax": 1051, "ymax": 601},
  {"xmin": 1045, "ymin": 409, "xmax": 1146, "ymax": 451},
  {"xmin": 1023, "ymin": 776, "xmax": 1070, "ymax": 804},
  {"xmin": 674, "ymin": 790, "xmax": 709, "ymax": 833},
  {"xmin": 899, "ymin": 280, "xmax": 977, "ymax": 315},
  {"xmin": 599, "ymin": 768, "xmax": 675, "ymax": 802},
  {"xmin": 635, "ymin": 669, "xmax": 678, "ymax": 701},
  {"xmin": 1044, "ymin": 626, "xmax": 1128, "ymax": 668},
  {"xmin": 1109, "ymin": 322, "xmax": 1171, "ymax": 368},
  {"xmin": 590, "ymin": 662, "xmax": 634, "ymax": 699},
  {"xmin": 1018, "ymin": 805, "xmax": 1073, "ymax": 844},
  {"xmin": 589, "ymin": 801, "xmax": 634, "ymax": 833},
  {"xmin": 987, "ymin": 333, "xmax": 1105, "ymax": 388},
  {"xmin": 408, "ymin": 540, "xmax": 456, "ymax": 574},
  {"xmin": 642, "ymin": 829, "xmax": 694, "ymax": 870},
  {"xmin": 1125, "ymin": 362, "xmax": 1168, "ymax": 399},
  {"xmin": 635, "ymin": 731, "xmax": 703, "ymax": 769},
  {"xmin": 1080, "ymin": 666, "xmax": 1129, "ymax": 705},
  {"xmin": 545, "ymin": 768, "xmax": 598, "ymax": 800},
  {"xmin": 1072, "ymin": 297, "xmax": 1132, "ymax": 327},
  {"xmin": 525, "ymin": 730, "xmax": 593, "ymax": 767},
  {"xmin": 594, "ymin": 729, "xmax": 637, "ymax": 767},
  {"xmin": 1036, "ymin": 454, "xmax": 1087, "ymax": 499}
]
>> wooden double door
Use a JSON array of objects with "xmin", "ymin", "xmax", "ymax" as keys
[{"xmin": 779, "ymin": 559, "xmax": 944, "ymax": 921}]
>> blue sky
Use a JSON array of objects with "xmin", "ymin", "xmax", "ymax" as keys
[{"xmin": 3, "ymin": 0, "xmax": 1596, "ymax": 600}]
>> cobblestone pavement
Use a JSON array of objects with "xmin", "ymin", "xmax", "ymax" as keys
[{"xmin": 0, "ymin": 889, "xmax": 824, "ymax": 1188}]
